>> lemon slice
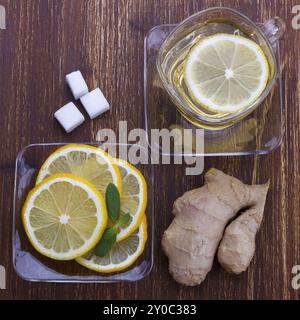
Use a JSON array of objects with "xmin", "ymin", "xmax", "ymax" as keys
[
  {"xmin": 76, "ymin": 217, "xmax": 147, "ymax": 273},
  {"xmin": 184, "ymin": 33, "xmax": 269, "ymax": 113},
  {"xmin": 114, "ymin": 159, "xmax": 147, "ymax": 242},
  {"xmin": 22, "ymin": 173, "xmax": 107, "ymax": 260},
  {"xmin": 36, "ymin": 144, "xmax": 122, "ymax": 194}
]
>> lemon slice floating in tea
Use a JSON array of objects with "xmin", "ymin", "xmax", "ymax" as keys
[
  {"xmin": 22, "ymin": 173, "xmax": 107, "ymax": 260},
  {"xmin": 114, "ymin": 159, "xmax": 147, "ymax": 242},
  {"xmin": 184, "ymin": 33, "xmax": 270, "ymax": 113},
  {"xmin": 36, "ymin": 144, "xmax": 122, "ymax": 195},
  {"xmin": 76, "ymin": 217, "xmax": 147, "ymax": 273}
]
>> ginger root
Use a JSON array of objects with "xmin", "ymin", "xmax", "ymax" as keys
[
  {"xmin": 162, "ymin": 168, "xmax": 269, "ymax": 286},
  {"xmin": 217, "ymin": 182, "xmax": 269, "ymax": 274}
]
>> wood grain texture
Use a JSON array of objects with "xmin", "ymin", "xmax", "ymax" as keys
[{"xmin": 0, "ymin": 0, "xmax": 299, "ymax": 300}]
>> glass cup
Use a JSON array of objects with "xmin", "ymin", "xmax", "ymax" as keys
[{"xmin": 156, "ymin": 7, "xmax": 285, "ymax": 130}]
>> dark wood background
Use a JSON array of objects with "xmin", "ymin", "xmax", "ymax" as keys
[{"xmin": 0, "ymin": 0, "xmax": 299, "ymax": 300}]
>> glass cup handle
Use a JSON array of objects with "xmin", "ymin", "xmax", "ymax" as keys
[{"xmin": 260, "ymin": 17, "xmax": 286, "ymax": 46}]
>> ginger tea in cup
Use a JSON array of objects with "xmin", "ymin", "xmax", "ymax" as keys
[{"xmin": 157, "ymin": 7, "xmax": 285, "ymax": 129}]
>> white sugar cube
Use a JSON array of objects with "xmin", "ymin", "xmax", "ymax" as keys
[
  {"xmin": 54, "ymin": 102, "xmax": 85, "ymax": 133},
  {"xmin": 66, "ymin": 70, "xmax": 89, "ymax": 100},
  {"xmin": 80, "ymin": 88, "xmax": 110, "ymax": 119}
]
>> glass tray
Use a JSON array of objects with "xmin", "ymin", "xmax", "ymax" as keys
[
  {"xmin": 144, "ymin": 24, "xmax": 284, "ymax": 156},
  {"xmin": 13, "ymin": 143, "xmax": 154, "ymax": 283}
]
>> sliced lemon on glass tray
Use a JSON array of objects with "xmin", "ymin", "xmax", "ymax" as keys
[
  {"xmin": 114, "ymin": 159, "xmax": 147, "ymax": 242},
  {"xmin": 76, "ymin": 217, "xmax": 148, "ymax": 273},
  {"xmin": 22, "ymin": 173, "xmax": 107, "ymax": 260},
  {"xmin": 36, "ymin": 144, "xmax": 122, "ymax": 194},
  {"xmin": 184, "ymin": 33, "xmax": 270, "ymax": 113}
]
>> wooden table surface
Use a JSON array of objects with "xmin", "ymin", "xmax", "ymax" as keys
[{"xmin": 0, "ymin": 0, "xmax": 299, "ymax": 300}]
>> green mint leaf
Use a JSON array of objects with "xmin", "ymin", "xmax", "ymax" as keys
[
  {"xmin": 94, "ymin": 214, "xmax": 133, "ymax": 257},
  {"xmin": 105, "ymin": 183, "xmax": 120, "ymax": 223},
  {"xmin": 94, "ymin": 228, "xmax": 118, "ymax": 257},
  {"xmin": 115, "ymin": 213, "xmax": 131, "ymax": 230}
]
